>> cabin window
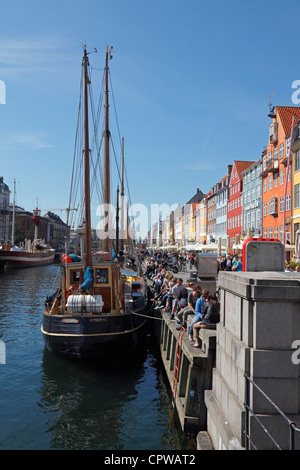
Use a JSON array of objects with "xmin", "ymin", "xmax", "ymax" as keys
[
  {"xmin": 95, "ymin": 268, "xmax": 109, "ymax": 284},
  {"xmin": 70, "ymin": 270, "xmax": 83, "ymax": 284}
]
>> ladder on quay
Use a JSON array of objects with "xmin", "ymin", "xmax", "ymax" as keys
[{"xmin": 172, "ymin": 326, "xmax": 185, "ymax": 406}]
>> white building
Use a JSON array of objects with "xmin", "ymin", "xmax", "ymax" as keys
[{"xmin": 242, "ymin": 159, "xmax": 262, "ymax": 237}]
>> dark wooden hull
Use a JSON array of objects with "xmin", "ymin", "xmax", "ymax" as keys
[
  {"xmin": 42, "ymin": 308, "xmax": 148, "ymax": 360},
  {"xmin": 0, "ymin": 250, "xmax": 55, "ymax": 268}
]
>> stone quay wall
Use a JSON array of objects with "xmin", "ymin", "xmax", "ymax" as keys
[{"xmin": 205, "ymin": 270, "xmax": 300, "ymax": 450}]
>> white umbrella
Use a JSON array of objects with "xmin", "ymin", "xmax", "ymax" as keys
[
  {"xmin": 182, "ymin": 244, "xmax": 197, "ymax": 251},
  {"xmin": 202, "ymin": 242, "xmax": 224, "ymax": 252}
]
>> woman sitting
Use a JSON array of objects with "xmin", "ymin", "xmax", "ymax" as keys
[{"xmin": 192, "ymin": 293, "xmax": 220, "ymax": 348}]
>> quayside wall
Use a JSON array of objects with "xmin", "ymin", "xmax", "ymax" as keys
[{"xmin": 151, "ymin": 270, "xmax": 300, "ymax": 450}]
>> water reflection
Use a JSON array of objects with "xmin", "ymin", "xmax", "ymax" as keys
[{"xmin": 0, "ymin": 265, "xmax": 194, "ymax": 450}]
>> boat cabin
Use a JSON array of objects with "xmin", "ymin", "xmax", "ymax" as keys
[{"xmin": 64, "ymin": 263, "xmax": 123, "ymax": 313}]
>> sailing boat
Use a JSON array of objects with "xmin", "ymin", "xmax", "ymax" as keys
[
  {"xmin": 0, "ymin": 181, "xmax": 55, "ymax": 268},
  {"xmin": 41, "ymin": 45, "xmax": 148, "ymax": 360}
]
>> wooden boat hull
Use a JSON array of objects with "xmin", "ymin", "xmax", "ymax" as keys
[
  {"xmin": 41, "ymin": 308, "xmax": 148, "ymax": 360},
  {"xmin": 0, "ymin": 250, "xmax": 55, "ymax": 268}
]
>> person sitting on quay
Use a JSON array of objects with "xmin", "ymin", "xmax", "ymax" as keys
[
  {"xmin": 188, "ymin": 289, "xmax": 209, "ymax": 341},
  {"xmin": 175, "ymin": 283, "xmax": 201, "ymax": 330},
  {"xmin": 167, "ymin": 277, "xmax": 183, "ymax": 316},
  {"xmin": 232, "ymin": 254, "xmax": 242, "ymax": 272},
  {"xmin": 192, "ymin": 293, "xmax": 220, "ymax": 348},
  {"xmin": 153, "ymin": 265, "xmax": 165, "ymax": 293},
  {"xmin": 221, "ymin": 254, "xmax": 233, "ymax": 271},
  {"xmin": 154, "ymin": 278, "xmax": 176, "ymax": 312},
  {"xmin": 171, "ymin": 280, "xmax": 188, "ymax": 318},
  {"xmin": 151, "ymin": 272, "xmax": 172, "ymax": 301}
]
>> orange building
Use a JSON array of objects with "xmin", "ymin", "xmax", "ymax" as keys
[{"xmin": 261, "ymin": 106, "xmax": 300, "ymax": 245}]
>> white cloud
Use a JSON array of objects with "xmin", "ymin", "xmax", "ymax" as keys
[
  {"xmin": 7, "ymin": 131, "xmax": 52, "ymax": 150},
  {"xmin": 0, "ymin": 35, "xmax": 71, "ymax": 77}
]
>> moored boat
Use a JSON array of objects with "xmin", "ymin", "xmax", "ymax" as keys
[
  {"xmin": 41, "ymin": 45, "xmax": 148, "ymax": 360},
  {"xmin": 0, "ymin": 203, "xmax": 55, "ymax": 268}
]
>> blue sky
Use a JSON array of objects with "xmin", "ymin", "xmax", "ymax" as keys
[{"xmin": 0, "ymin": 0, "xmax": 299, "ymax": 228}]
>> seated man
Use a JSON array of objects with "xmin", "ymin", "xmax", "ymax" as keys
[
  {"xmin": 175, "ymin": 284, "xmax": 200, "ymax": 329},
  {"xmin": 188, "ymin": 289, "xmax": 209, "ymax": 341},
  {"xmin": 192, "ymin": 293, "xmax": 220, "ymax": 348}
]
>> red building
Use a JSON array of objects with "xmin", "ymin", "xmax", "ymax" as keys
[{"xmin": 227, "ymin": 160, "xmax": 255, "ymax": 250}]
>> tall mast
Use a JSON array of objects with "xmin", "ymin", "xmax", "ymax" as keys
[
  {"xmin": 120, "ymin": 137, "xmax": 125, "ymax": 250},
  {"xmin": 116, "ymin": 185, "xmax": 120, "ymax": 255},
  {"xmin": 83, "ymin": 44, "xmax": 92, "ymax": 268},
  {"xmin": 11, "ymin": 178, "xmax": 16, "ymax": 245},
  {"xmin": 104, "ymin": 46, "xmax": 114, "ymax": 253}
]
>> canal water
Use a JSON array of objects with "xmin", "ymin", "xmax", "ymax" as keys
[{"xmin": 0, "ymin": 265, "xmax": 194, "ymax": 450}]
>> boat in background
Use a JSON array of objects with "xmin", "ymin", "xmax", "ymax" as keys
[
  {"xmin": 41, "ymin": 45, "xmax": 148, "ymax": 360},
  {"xmin": 0, "ymin": 188, "xmax": 55, "ymax": 268}
]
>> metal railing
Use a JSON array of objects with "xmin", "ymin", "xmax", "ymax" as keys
[{"xmin": 244, "ymin": 374, "xmax": 300, "ymax": 450}]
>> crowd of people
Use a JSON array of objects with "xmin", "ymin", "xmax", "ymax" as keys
[
  {"xmin": 140, "ymin": 246, "xmax": 300, "ymax": 352},
  {"xmin": 217, "ymin": 253, "xmax": 242, "ymax": 272},
  {"xmin": 143, "ymin": 259, "xmax": 220, "ymax": 348}
]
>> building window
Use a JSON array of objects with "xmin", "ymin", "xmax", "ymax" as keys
[
  {"xmin": 286, "ymin": 194, "xmax": 291, "ymax": 211},
  {"xmin": 264, "ymin": 227, "xmax": 267, "ymax": 238},
  {"xmin": 251, "ymin": 211, "xmax": 255, "ymax": 229},
  {"xmin": 295, "ymin": 184, "xmax": 300, "ymax": 208},
  {"xmin": 263, "ymin": 154, "xmax": 267, "ymax": 170},
  {"xmin": 264, "ymin": 179, "xmax": 267, "ymax": 192},
  {"xmin": 256, "ymin": 184, "xmax": 261, "ymax": 198},
  {"xmin": 274, "ymin": 226, "xmax": 278, "ymax": 239},
  {"xmin": 280, "ymin": 225, "xmax": 284, "ymax": 243},
  {"xmin": 268, "ymin": 151, "xmax": 272, "ymax": 166},
  {"xmin": 274, "ymin": 148, "xmax": 278, "ymax": 168},
  {"xmin": 280, "ymin": 170, "xmax": 284, "ymax": 185},
  {"xmin": 295, "ymin": 150, "xmax": 300, "ymax": 172},
  {"xmin": 280, "ymin": 143, "xmax": 284, "ymax": 159},
  {"xmin": 269, "ymin": 175, "xmax": 272, "ymax": 190},
  {"xmin": 274, "ymin": 172, "xmax": 278, "ymax": 188},
  {"xmin": 256, "ymin": 165, "xmax": 260, "ymax": 177},
  {"xmin": 264, "ymin": 202, "xmax": 267, "ymax": 216},
  {"xmin": 286, "ymin": 137, "xmax": 291, "ymax": 158},
  {"xmin": 269, "ymin": 227, "xmax": 272, "ymax": 238},
  {"xmin": 256, "ymin": 209, "xmax": 261, "ymax": 229},
  {"xmin": 280, "ymin": 197, "xmax": 284, "ymax": 212}
]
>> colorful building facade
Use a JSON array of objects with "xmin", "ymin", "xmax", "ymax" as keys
[
  {"xmin": 227, "ymin": 161, "xmax": 255, "ymax": 248},
  {"xmin": 261, "ymin": 106, "xmax": 300, "ymax": 244}
]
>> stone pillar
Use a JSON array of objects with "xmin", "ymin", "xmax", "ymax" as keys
[{"xmin": 205, "ymin": 271, "xmax": 300, "ymax": 450}]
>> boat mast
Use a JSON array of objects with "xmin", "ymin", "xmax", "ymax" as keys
[
  {"xmin": 120, "ymin": 137, "xmax": 125, "ymax": 251},
  {"xmin": 116, "ymin": 185, "xmax": 119, "ymax": 255},
  {"xmin": 104, "ymin": 46, "xmax": 113, "ymax": 253},
  {"xmin": 11, "ymin": 178, "xmax": 16, "ymax": 245},
  {"xmin": 83, "ymin": 44, "xmax": 92, "ymax": 268}
]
